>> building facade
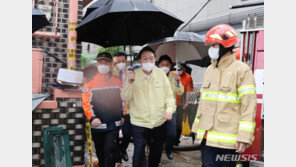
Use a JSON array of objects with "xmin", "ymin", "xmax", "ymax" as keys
[
  {"xmin": 32, "ymin": 0, "xmax": 86, "ymax": 166},
  {"xmin": 151, "ymin": 0, "xmax": 264, "ymax": 35}
]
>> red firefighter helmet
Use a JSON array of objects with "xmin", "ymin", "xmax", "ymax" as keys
[{"xmin": 205, "ymin": 24, "xmax": 240, "ymax": 48}]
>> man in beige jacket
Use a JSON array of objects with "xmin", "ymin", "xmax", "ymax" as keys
[
  {"xmin": 158, "ymin": 55, "xmax": 184, "ymax": 160},
  {"xmin": 121, "ymin": 46, "xmax": 176, "ymax": 167},
  {"xmin": 191, "ymin": 24, "xmax": 257, "ymax": 167}
]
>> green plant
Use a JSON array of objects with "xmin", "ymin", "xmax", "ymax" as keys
[
  {"xmin": 81, "ymin": 54, "xmax": 97, "ymax": 69},
  {"xmin": 97, "ymin": 46, "xmax": 124, "ymax": 57}
]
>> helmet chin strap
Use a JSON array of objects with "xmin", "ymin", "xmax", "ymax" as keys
[{"xmin": 216, "ymin": 44, "xmax": 234, "ymax": 68}]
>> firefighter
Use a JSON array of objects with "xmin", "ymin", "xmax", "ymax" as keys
[
  {"xmin": 82, "ymin": 52, "xmax": 123, "ymax": 167},
  {"xmin": 158, "ymin": 55, "xmax": 184, "ymax": 160},
  {"xmin": 191, "ymin": 24, "xmax": 257, "ymax": 167}
]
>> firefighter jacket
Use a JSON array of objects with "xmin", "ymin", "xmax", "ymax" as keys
[
  {"xmin": 82, "ymin": 72, "xmax": 123, "ymax": 133},
  {"xmin": 191, "ymin": 53, "xmax": 257, "ymax": 149}
]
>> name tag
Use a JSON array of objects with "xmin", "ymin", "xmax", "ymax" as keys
[
  {"xmin": 91, "ymin": 124, "xmax": 107, "ymax": 129},
  {"xmin": 115, "ymin": 121, "xmax": 122, "ymax": 126}
]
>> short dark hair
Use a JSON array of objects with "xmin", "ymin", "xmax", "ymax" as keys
[
  {"xmin": 158, "ymin": 55, "xmax": 173, "ymax": 65},
  {"xmin": 138, "ymin": 46, "xmax": 156, "ymax": 59},
  {"xmin": 115, "ymin": 52, "xmax": 127, "ymax": 59}
]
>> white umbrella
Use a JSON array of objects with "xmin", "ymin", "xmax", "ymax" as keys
[{"xmin": 147, "ymin": 31, "xmax": 209, "ymax": 63}]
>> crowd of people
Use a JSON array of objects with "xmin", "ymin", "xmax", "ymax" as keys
[{"xmin": 82, "ymin": 24, "xmax": 257, "ymax": 167}]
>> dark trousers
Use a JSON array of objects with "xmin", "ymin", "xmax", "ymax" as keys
[
  {"xmin": 165, "ymin": 113, "xmax": 176, "ymax": 153},
  {"xmin": 200, "ymin": 139, "xmax": 238, "ymax": 167},
  {"xmin": 131, "ymin": 123, "xmax": 166, "ymax": 167},
  {"xmin": 175, "ymin": 105, "xmax": 184, "ymax": 144},
  {"xmin": 120, "ymin": 114, "xmax": 132, "ymax": 153},
  {"xmin": 92, "ymin": 129, "xmax": 119, "ymax": 167}
]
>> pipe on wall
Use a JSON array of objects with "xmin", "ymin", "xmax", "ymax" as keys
[{"xmin": 67, "ymin": 0, "xmax": 79, "ymax": 70}]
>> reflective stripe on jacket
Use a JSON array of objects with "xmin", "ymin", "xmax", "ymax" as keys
[{"xmin": 191, "ymin": 53, "xmax": 257, "ymax": 149}]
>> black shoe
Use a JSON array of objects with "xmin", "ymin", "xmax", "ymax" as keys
[
  {"xmin": 166, "ymin": 151, "xmax": 174, "ymax": 160},
  {"xmin": 122, "ymin": 151, "xmax": 129, "ymax": 162},
  {"xmin": 174, "ymin": 141, "xmax": 180, "ymax": 146}
]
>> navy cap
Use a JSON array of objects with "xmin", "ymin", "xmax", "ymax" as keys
[
  {"xmin": 174, "ymin": 61, "xmax": 186, "ymax": 69},
  {"xmin": 96, "ymin": 52, "xmax": 112, "ymax": 62}
]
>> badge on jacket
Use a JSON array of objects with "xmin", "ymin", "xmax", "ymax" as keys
[{"xmin": 82, "ymin": 88, "xmax": 89, "ymax": 93}]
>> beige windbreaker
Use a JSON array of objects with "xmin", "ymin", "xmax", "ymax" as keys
[{"xmin": 191, "ymin": 53, "xmax": 257, "ymax": 149}]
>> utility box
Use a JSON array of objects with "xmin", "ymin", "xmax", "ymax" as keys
[{"xmin": 42, "ymin": 126, "xmax": 72, "ymax": 167}]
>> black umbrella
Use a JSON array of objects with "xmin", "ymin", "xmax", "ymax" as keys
[
  {"xmin": 76, "ymin": 0, "xmax": 184, "ymax": 47},
  {"xmin": 83, "ymin": 0, "xmax": 110, "ymax": 19},
  {"xmin": 32, "ymin": 8, "xmax": 50, "ymax": 33}
]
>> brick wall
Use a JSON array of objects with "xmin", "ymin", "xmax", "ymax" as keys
[
  {"xmin": 32, "ymin": 0, "xmax": 83, "ymax": 94},
  {"xmin": 32, "ymin": 98, "xmax": 86, "ymax": 166},
  {"xmin": 32, "ymin": 0, "xmax": 85, "ymax": 166}
]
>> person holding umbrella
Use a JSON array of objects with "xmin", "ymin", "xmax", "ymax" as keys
[
  {"xmin": 121, "ymin": 46, "xmax": 176, "ymax": 167},
  {"xmin": 157, "ymin": 55, "xmax": 184, "ymax": 160}
]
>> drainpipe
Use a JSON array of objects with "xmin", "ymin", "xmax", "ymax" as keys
[{"xmin": 67, "ymin": 0, "xmax": 78, "ymax": 70}]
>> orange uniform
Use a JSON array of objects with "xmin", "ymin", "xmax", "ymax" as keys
[
  {"xmin": 176, "ymin": 72, "xmax": 194, "ymax": 106},
  {"xmin": 82, "ymin": 72, "xmax": 123, "ymax": 132}
]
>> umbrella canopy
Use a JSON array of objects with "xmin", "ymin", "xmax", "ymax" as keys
[
  {"xmin": 83, "ymin": 0, "xmax": 110, "ymax": 19},
  {"xmin": 147, "ymin": 31, "xmax": 209, "ymax": 63},
  {"xmin": 76, "ymin": 0, "xmax": 184, "ymax": 47},
  {"xmin": 32, "ymin": 8, "xmax": 50, "ymax": 33}
]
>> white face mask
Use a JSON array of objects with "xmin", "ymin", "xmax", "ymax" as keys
[
  {"xmin": 160, "ymin": 67, "xmax": 170, "ymax": 74},
  {"xmin": 142, "ymin": 62, "xmax": 155, "ymax": 72},
  {"xmin": 116, "ymin": 63, "xmax": 126, "ymax": 71},
  {"xmin": 208, "ymin": 46, "xmax": 220, "ymax": 60},
  {"xmin": 177, "ymin": 70, "xmax": 183, "ymax": 75},
  {"xmin": 97, "ymin": 65, "xmax": 110, "ymax": 74}
]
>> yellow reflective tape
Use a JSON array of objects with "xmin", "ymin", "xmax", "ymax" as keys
[
  {"xmin": 201, "ymin": 91, "xmax": 241, "ymax": 103},
  {"xmin": 239, "ymin": 121, "xmax": 256, "ymax": 133},
  {"xmin": 236, "ymin": 164, "xmax": 243, "ymax": 167},
  {"xmin": 210, "ymin": 34, "xmax": 222, "ymax": 40},
  {"xmin": 197, "ymin": 129, "xmax": 205, "ymax": 139},
  {"xmin": 207, "ymin": 131, "xmax": 237, "ymax": 144},
  {"xmin": 231, "ymin": 29, "xmax": 237, "ymax": 36},
  {"xmin": 238, "ymin": 85, "xmax": 256, "ymax": 92},
  {"xmin": 226, "ymin": 31, "xmax": 234, "ymax": 37},
  {"xmin": 238, "ymin": 85, "xmax": 256, "ymax": 98},
  {"xmin": 202, "ymin": 91, "xmax": 238, "ymax": 97},
  {"xmin": 239, "ymin": 121, "xmax": 256, "ymax": 127},
  {"xmin": 194, "ymin": 117, "xmax": 200, "ymax": 123},
  {"xmin": 239, "ymin": 127, "xmax": 254, "ymax": 133},
  {"xmin": 238, "ymin": 91, "xmax": 256, "ymax": 98}
]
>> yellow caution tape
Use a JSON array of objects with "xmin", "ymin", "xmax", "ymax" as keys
[{"xmin": 85, "ymin": 121, "xmax": 93, "ymax": 167}]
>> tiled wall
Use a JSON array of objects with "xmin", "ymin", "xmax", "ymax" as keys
[{"xmin": 32, "ymin": 0, "xmax": 85, "ymax": 166}]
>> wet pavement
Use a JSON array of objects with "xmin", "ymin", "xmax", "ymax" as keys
[
  {"xmin": 85, "ymin": 136, "xmax": 202, "ymax": 167},
  {"xmin": 120, "ymin": 136, "xmax": 202, "ymax": 167},
  {"xmin": 120, "ymin": 144, "xmax": 202, "ymax": 167}
]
